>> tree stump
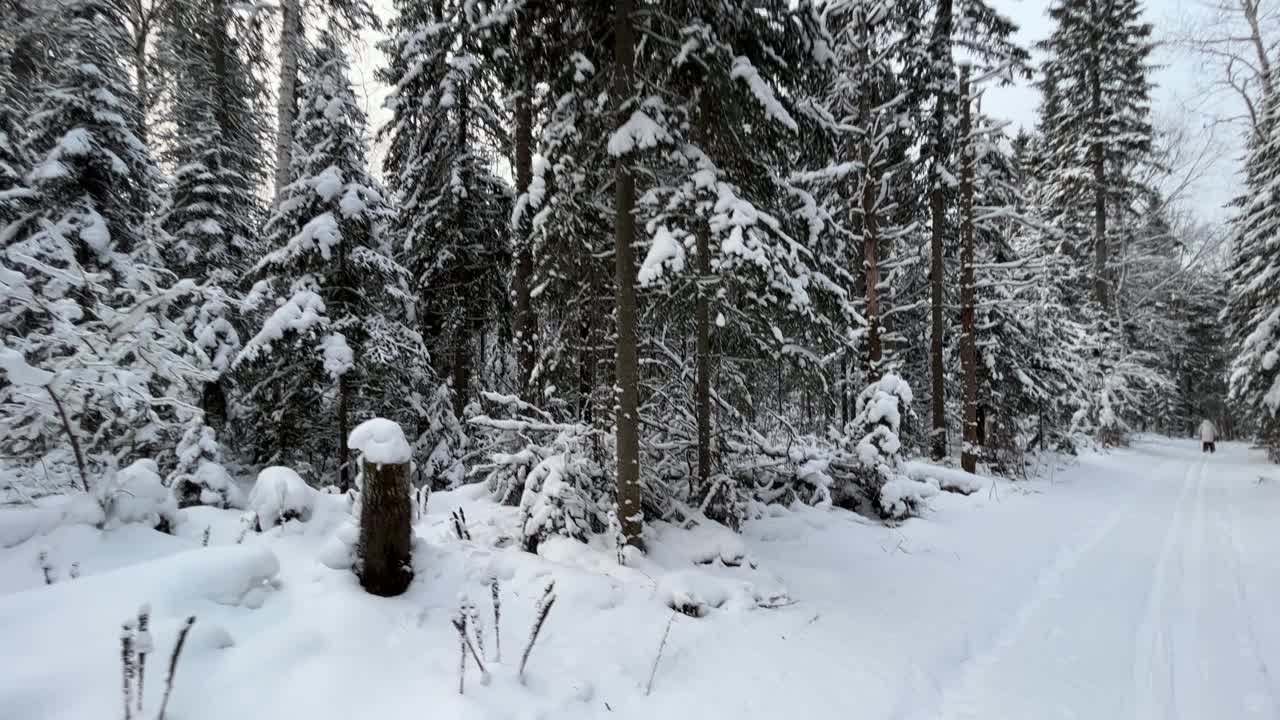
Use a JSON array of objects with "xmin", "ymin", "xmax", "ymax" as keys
[{"xmin": 350, "ymin": 418, "xmax": 414, "ymax": 596}]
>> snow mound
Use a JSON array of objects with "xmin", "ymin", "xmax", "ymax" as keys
[
  {"xmin": 101, "ymin": 460, "xmax": 179, "ymax": 533},
  {"xmin": 348, "ymin": 418, "xmax": 411, "ymax": 465},
  {"xmin": 879, "ymin": 477, "xmax": 940, "ymax": 519},
  {"xmin": 248, "ymin": 467, "xmax": 315, "ymax": 529},
  {"xmin": 0, "ymin": 494, "xmax": 104, "ymax": 549},
  {"xmin": 904, "ymin": 460, "xmax": 987, "ymax": 495},
  {"xmin": 174, "ymin": 462, "xmax": 245, "ymax": 510},
  {"xmin": 655, "ymin": 569, "xmax": 785, "ymax": 617}
]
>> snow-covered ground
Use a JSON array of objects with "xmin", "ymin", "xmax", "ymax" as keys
[{"xmin": 2, "ymin": 437, "xmax": 1278, "ymax": 720}]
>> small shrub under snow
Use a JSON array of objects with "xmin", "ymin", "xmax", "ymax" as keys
[
  {"xmin": 515, "ymin": 427, "xmax": 610, "ymax": 553},
  {"xmin": 99, "ymin": 460, "xmax": 180, "ymax": 533},
  {"xmin": 840, "ymin": 374, "xmax": 935, "ymax": 520},
  {"xmin": 168, "ymin": 423, "xmax": 243, "ymax": 509},
  {"xmin": 247, "ymin": 467, "xmax": 316, "ymax": 529}
]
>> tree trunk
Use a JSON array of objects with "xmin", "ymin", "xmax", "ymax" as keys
[
  {"xmin": 134, "ymin": 31, "xmax": 149, "ymax": 140},
  {"xmin": 273, "ymin": 0, "xmax": 302, "ymax": 200},
  {"xmin": 356, "ymin": 446, "xmax": 413, "ymax": 597},
  {"xmin": 928, "ymin": 0, "xmax": 953, "ymax": 461},
  {"xmin": 695, "ymin": 221, "xmax": 712, "ymax": 498},
  {"xmin": 337, "ymin": 373, "xmax": 352, "ymax": 492},
  {"xmin": 693, "ymin": 92, "xmax": 714, "ymax": 507},
  {"xmin": 958, "ymin": 66, "xmax": 978, "ymax": 474},
  {"xmin": 452, "ymin": 58, "xmax": 471, "ymax": 418},
  {"xmin": 858, "ymin": 9, "xmax": 882, "ymax": 376},
  {"xmin": 613, "ymin": 0, "xmax": 643, "ymax": 551},
  {"xmin": 512, "ymin": 31, "xmax": 536, "ymax": 397},
  {"xmin": 452, "ymin": 331, "xmax": 470, "ymax": 418},
  {"xmin": 1088, "ymin": 0, "xmax": 1108, "ymax": 309}
]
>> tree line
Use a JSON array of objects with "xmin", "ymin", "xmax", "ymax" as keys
[{"xmin": 0, "ymin": 0, "xmax": 1265, "ymax": 549}]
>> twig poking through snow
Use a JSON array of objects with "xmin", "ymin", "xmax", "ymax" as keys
[
  {"xmin": 121, "ymin": 621, "xmax": 135, "ymax": 720},
  {"xmin": 135, "ymin": 605, "xmax": 151, "ymax": 714},
  {"xmin": 490, "ymin": 579, "xmax": 502, "ymax": 663},
  {"xmin": 455, "ymin": 610, "xmax": 466, "ymax": 695},
  {"xmin": 201, "ymin": 526, "xmax": 211, "ymax": 547},
  {"xmin": 156, "ymin": 616, "xmax": 195, "ymax": 720},
  {"xmin": 519, "ymin": 581, "xmax": 557, "ymax": 682},
  {"xmin": 645, "ymin": 612, "xmax": 675, "ymax": 696},
  {"xmin": 452, "ymin": 612, "xmax": 488, "ymax": 685},
  {"xmin": 467, "ymin": 597, "xmax": 486, "ymax": 663},
  {"xmin": 450, "ymin": 509, "xmax": 471, "ymax": 541},
  {"xmin": 38, "ymin": 549, "xmax": 53, "ymax": 585}
]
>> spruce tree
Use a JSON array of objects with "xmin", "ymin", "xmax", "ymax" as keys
[
  {"xmin": 377, "ymin": 0, "xmax": 510, "ymax": 417},
  {"xmin": 152, "ymin": 0, "xmax": 272, "ymax": 434},
  {"xmin": 237, "ymin": 34, "xmax": 428, "ymax": 489},
  {"xmin": 1226, "ymin": 91, "xmax": 1280, "ymax": 458},
  {"xmin": 1036, "ymin": 0, "xmax": 1155, "ymax": 309},
  {"xmin": 0, "ymin": 0, "xmax": 203, "ymax": 472}
]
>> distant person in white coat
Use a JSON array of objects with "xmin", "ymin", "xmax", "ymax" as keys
[{"xmin": 1200, "ymin": 418, "xmax": 1218, "ymax": 454}]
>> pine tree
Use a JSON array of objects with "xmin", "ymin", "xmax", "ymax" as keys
[
  {"xmin": 1226, "ymin": 91, "xmax": 1280, "ymax": 458},
  {"xmin": 237, "ymin": 34, "xmax": 428, "ymax": 489},
  {"xmin": 0, "ymin": 2, "xmax": 33, "ymax": 229},
  {"xmin": 816, "ymin": 0, "xmax": 926, "ymax": 434},
  {"xmin": 917, "ymin": 0, "xmax": 1028, "ymax": 460},
  {"xmin": 1036, "ymin": 0, "xmax": 1155, "ymax": 309},
  {"xmin": 154, "ymin": 0, "xmax": 272, "ymax": 434},
  {"xmin": 378, "ymin": 0, "xmax": 511, "ymax": 418},
  {"xmin": 0, "ymin": 0, "xmax": 204, "ymax": 472}
]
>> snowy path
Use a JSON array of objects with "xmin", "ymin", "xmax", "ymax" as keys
[{"xmin": 913, "ymin": 441, "xmax": 1280, "ymax": 720}]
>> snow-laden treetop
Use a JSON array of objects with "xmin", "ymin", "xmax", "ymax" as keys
[{"xmin": 347, "ymin": 418, "xmax": 411, "ymax": 465}]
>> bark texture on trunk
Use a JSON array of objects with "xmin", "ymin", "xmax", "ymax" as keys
[
  {"xmin": 134, "ymin": 33, "xmax": 149, "ymax": 140},
  {"xmin": 273, "ymin": 0, "xmax": 302, "ymax": 200},
  {"xmin": 695, "ymin": 221, "xmax": 712, "ymax": 495},
  {"xmin": 357, "ymin": 451, "xmax": 413, "ymax": 597},
  {"xmin": 337, "ymin": 373, "xmax": 351, "ymax": 492},
  {"xmin": 958, "ymin": 67, "xmax": 978, "ymax": 474},
  {"xmin": 513, "ymin": 37, "xmax": 536, "ymax": 396},
  {"xmin": 928, "ymin": 0, "xmax": 953, "ymax": 461},
  {"xmin": 453, "ymin": 63, "xmax": 472, "ymax": 418},
  {"xmin": 1088, "ymin": 0, "xmax": 1108, "ymax": 309},
  {"xmin": 858, "ymin": 11, "xmax": 882, "ymax": 376},
  {"xmin": 613, "ymin": 0, "xmax": 643, "ymax": 550}
]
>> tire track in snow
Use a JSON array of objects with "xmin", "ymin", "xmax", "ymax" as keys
[
  {"xmin": 920, "ymin": 468, "xmax": 1150, "ymax": 720},
  {"xmin": 1131, "ymin": 458, "xmax": 1200, "ymax": 720}
]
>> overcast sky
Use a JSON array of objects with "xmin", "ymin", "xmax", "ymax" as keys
[{"xmin": 352, "ymin": 0, "xmax": 1246, "ymax": 225}]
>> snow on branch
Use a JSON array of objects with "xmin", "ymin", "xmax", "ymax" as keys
[{"xmin": 729, "ymin": 56, "xmax": 797, "ymax": 132}]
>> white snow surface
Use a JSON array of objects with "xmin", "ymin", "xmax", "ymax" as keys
[
  {"xmin": 4, "ymin": 438, "xmax": 1280, "ymax": 719},
  {"xmin": 347, "ymin": 418, "xmax": 412, "ymax": 465},
  {"xmin": 247, "ymin": 467, "xmax": 315, "ymax": 528}
]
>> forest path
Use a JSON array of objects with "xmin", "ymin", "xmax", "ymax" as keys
[{"xmin": 913, "ymin": 439, "xmax": 1280, "ymax": 720}]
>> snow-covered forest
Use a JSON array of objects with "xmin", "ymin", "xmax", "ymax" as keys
[{"xmin": 3, "ymin": 0, "xmax": 1280, "ymax": 717}]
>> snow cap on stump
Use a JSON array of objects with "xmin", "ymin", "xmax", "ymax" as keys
[
  {"xmin": 348, "ymin": 417, "xmax": 414, "ymax": 597},
  {"xmin": 348, "ymin": 418, "xmax": 412, "ymax": 466}
]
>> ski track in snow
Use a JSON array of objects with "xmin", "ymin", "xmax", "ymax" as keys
[
  {"xmin": 919, "ymin": 458, "xmax": 1165, "ymax": 720},
  {"xmin": 1132, "ymin": 457, "xmax": 1200, "ymax": 720},
  {"xmin": 922, "ymin": 444, "xmax": 1280, "ymax": 720}
]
